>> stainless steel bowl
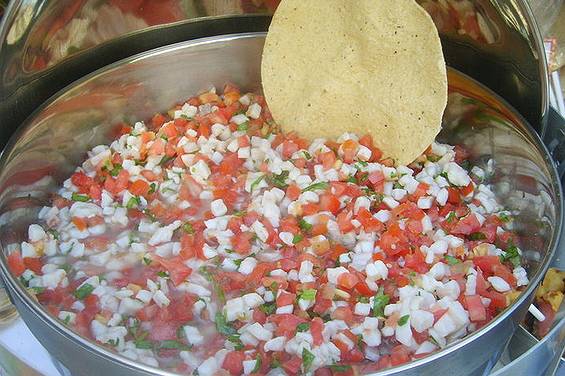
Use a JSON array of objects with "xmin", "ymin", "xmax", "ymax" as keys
[{"xmin": 0, "ymin": 33, "xmax": 561, "ymax": 376}]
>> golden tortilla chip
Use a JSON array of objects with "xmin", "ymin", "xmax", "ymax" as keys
[{"xmin": 262, "ymin": 0, "xmax": 447, "ymax": 165}]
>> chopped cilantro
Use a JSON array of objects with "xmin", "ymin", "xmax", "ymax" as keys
[
  {"xmin": 159, "ymin": 155, "xmax": 174, "ymax": 166},
  {"xmin": 398, "ymin": 314, "xmax": 410, "ymax": 326},
  {"xmin": 500, "ymin": 245, "xmax": 521, "ymax": 267},
  {"xmin": 107, "ymin": 339, "xmax": 120, "ymax": 347},
  {"xmin": 445, "ymin": 211, "xmax": 456, "ymax": 223},
  {"xmin": 71, "ymin": 193, "xmax": 90, "ymax": 202},
  {"xmin": 297, "ymin": 322, "xmax": 310, "ymax": 332},
  {"xmin": 358, "ymin": 296, "xmax": 370, "ymax": 303},
  {"xmin": 329, "ymin": 365, "xmax": 352, "ymax": 372},
  {"xmin": 233, "ymin": 210, "xmax": 246, "ymax": 217},
  {"xmin": 143, "ymin": 209, "xmax": 157, "ymax": 222},
  {"xmin": 372, "ymin": 293, "xmax": 389, "ymax": 317},
  {"xmin": 110, "ymin": 164, "xmax": 122, "ymax": 177},
  {"xmin": 142, "ymin": 256, "xmax": 152, "ymax": 266},
  {"xmin": 252, "ymin": 355, "xmax": 262, "ymax": 373},
  {"xmin": 302, "ymin": 151, "xmax": 312, "ymax": 160},
  {"xmin": 445, "ymin": 255, "xmax": 460, "ymax": 265},
  {"xmin": 227, "ymin": 334, "xmax": 244, "ymax": 350},
  {"xmin": 74, "ymin": 283, "xmax": 94, "ymax": 300},
  {"xmin": 182, "ymin": 222, "xmax": 195, "ymax": 234},
  {"xmin": 299, "ymin": 219, "xmax": 313, "ymax": 232},
  {"xmin": 292, "ymin": 234, "xmax": 304, "ymax": 244},
  {"xmin": 346, "ymin": 176, "xmax": 358, "ymax": 184},
  {"xmin": 30, "ymin": 286, "xmax": 45, "ymax": 294},
  {"xmin": 499, "ymin": 213, "xmax": 511, "ymax": 223},
  {"xmin": 302, "ymin": 348, "xmax": 315, "ymax": 371},
  {"xmin": 215, "ymin": 311, "xmax": 236, "ymax": 336},
  {"xmin": 468, "ymin": 232, "xmax": 486, "ymax": 241},
  {"xmin": 299, "ymin": 288, "xmax": 317, "ymax": 301},
  {"xmin": 267, "ymin": 170, "xmax": 289, "ymax": 189},
  {"xmin": 237, "ymin": 122, "xmax": 249, "ymax": 131},
  {"xmin": 250, "ymin": 175, "xmax": 265, "ymax": 192},
  {"xmin": 302, "ymin": 182, "xmax": 329, "ymax": 192},
  {"xmin": 46, "ymin": 228, "xmax": 59, "ymax": 239},
  {"xmin": 259, "ymin": 303, "xmax": 276, "ymax": 315},
  {"xmin": 148, "ymin": 183, "xmax": 157, "ymax": 194},
  {"xmin": 62, "ymin": 315, "xmax": 71, "ymax": 325},
  {"xmin": 158, "ymin": 340, "xmax": 191, "ymax": 350},
  {"xmin": 156, "ymin": 271, "xmax": 169, "ymax": 278},
  {"xmin": 126, "ymin": 196, "xmax": 141, "ymax": 209},
  {"xmin": 233, "ymin": 259, "xmax": 243, "ymax": 267}
]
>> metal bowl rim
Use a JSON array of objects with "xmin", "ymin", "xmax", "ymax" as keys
[{"xmin": 0, "ymin": 32, "xmax": 561, "ymax": 375}]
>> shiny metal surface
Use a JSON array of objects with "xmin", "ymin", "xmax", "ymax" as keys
[
  {"xmin": 0, "ymin": 33, "xmax": 561, "ymax": 376},
  {"xmin": 0, "ymin": 0, "xmax": 549, "ymax": 147}
]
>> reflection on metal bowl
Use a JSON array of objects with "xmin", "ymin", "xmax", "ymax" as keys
[{"xmin": 0, "ymin": 33, "xmax": 561, "ymax": 376}]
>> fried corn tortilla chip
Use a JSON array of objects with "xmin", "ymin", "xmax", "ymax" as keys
[{"xmin": 262, "ymin": 0, "xmax": 447, "ymax": 165}]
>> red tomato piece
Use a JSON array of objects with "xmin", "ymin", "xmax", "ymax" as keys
[{"xmin": 7, "ymin": 251, "xmax": 25, "ymax": 277}]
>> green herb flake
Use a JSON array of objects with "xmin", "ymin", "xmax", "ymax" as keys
[
  {"xmin": 299, "ymin": 219, "xmax": 313, "ymax": 232},
  {"xmin": 252, "ymin": 355, "xmax": 262, "ymax": 373},
  {"xmin": 259, "ymin": 303, "xmax": 276, "ymax": 315},
  {"xmin": 372, "ymin": 293, "xmax": 390, "ymax": 317},
  {"xmin": 358, "ymin": 296, "xmax": 370, "ymax": 303},
  {"xmin": 445, "ymin": 255, "xmax": 460, "ymax": 265},
  {"xmin": 159, "ymin": 340, "xmax": 191, "ymax": 350},
  {"xmin": 468, "ymin": 232, "xmax": 486, "ymax": 241},
  {"xmin": 159, "ymin": 155, "xmax": 174, "ymax": 166},
  {"xmin": 500, "ymin": 245, "xmax": 521, "ymax": 267},
  {"xmin": 30, "ymin": 286, "xmax": 45, "ymax": 294},
  {"xmin": 300, "ymin": 288, "xmax": 317, "ymax": 301},
  {"xmin": 302, "ymin": 348, "xmax": 315, "ymax": 371},
  {"xmin": 302, "ymin": 182, "xmax": 329, "ymax": 193},
  {"xmin": 74, "ymin": 283, "xmax": 95, "ymax": 300},
  {"xmin": 126, "ymin": 196, "xmax": 141, "ymax": 209},
  {"xmin": 329, "ymin": 365, "xmax": 352, "ymax": 373},
  {"xmin": 445, "ymin": 211, "xmax": 456, "ymax": 223},
  {"xmin": 499, "ymin": 213, "xmax": 512, "ymax": 223},
  {"xmin": 267, "ymin": 170, "xmax": 290, "ymax": 189},
  {"xmin": 215, "ymin": 312, "xmax": 236, "ymax": 336},
  {"xmin": 227, "ymin": 334, "xmax": 244, "ymax": 350},
  {"xmin": 292, "ymin": 234, "xmax": 304, "ymax": 244},
  {"xmin": 302, "ymin": 151, "xmax": 312, "ymax": 160},
  {"xmin": 142, "ymin": 256, "xmax": 152, "ymax": 266},
  {"xmin": 296, "ymin": 322, "xmax": 310, "ymax": 332},
  {"xmin": 135, "ymin": 339, "xmax": 153, "ymax": 349},
  {"xmin": 250, "ymin": 175, "xmax": 265, "ymax": 192},
  {"xmin": 182, "ymin": 222, "xmax": 195, "ymax": 234},
  {"xmin": 47, "ymin": 228, "xmax": 60, "ymax": 239},
  {"xmin": 237, "ymin": 122, "xmax": 249, "ymax": 131},
  {"xmin": 110, "ymin": 164, "xmax": 123, "ymax": 177},
  {"xmin": 398, "ymin": 314, "xmax": 410, "ymax": 326},
  {"xmin": 233, "ymin": 210, "xmax": 246, "ymax": 217},
  {"xmin": 148, "ymin": 183, "xmax": 157, "ymax": 194},
  {"xmin": 71, "ymin": 193, "xmax": 90, "ymax": 202},
  {"xmin": 157, "ymin": 271, "xmax": 169, "ymax": 278},
  {"xmin": 346, "ymin": 176, "xmax": 358, "ymax": 184}
]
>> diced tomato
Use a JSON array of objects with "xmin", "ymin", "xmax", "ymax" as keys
[
  {"xmin": 269, "ymin": 314, "xmax": 307, "ymax": 337},
  {"xmin": 472, "ymin": 255, "xmax": 501, "ymax": 275},
  {"xmin": 282, "ymin": 355, "xmax": 302, "ymax": 375},
  {"xmin": 465, "ymin": 295, "xmax": 487, "ymax": 322},
  {"xmin": 129, "ymin": 179, "xmax": 150, "ymax": 196},
  {"xmin": 23, "ymin": 257, "xmax": 43, "ymax": 275},
  {"xmin": 286, "ymin": 184, "xmax": 301, "ymax": 200},
  {"xmin": 319, "ymin": 193, "xmax": 340, "ymax": 215},
  {"xmin": 340, "ymin": 139, "xmax": 358, "ymax": 163},
  {"xmin": 232, "ymin": 232, "xmax": 254, "ymax": 254},
  {"xmin": 492, "ymin": 264, "xmax": 517, "ymax": 287},
  {"xmin": 153, "ymin": 256, "xmax": 192, "ymax": 285},
  {"xmin": 331, "ymin": 306, "xmax": 355, "ymax": 324},
  {"xmin": 447, "ymin": 187, "xmax": 461, "ymax": 204},
  {"xmin": 222, "ymin": 351, "xmax": 245, "ymax": 375},
  {"xmin": 390, "ymin": 345, "xmax": 411, "ymax": 366},
  {"xmin": 311, "ymin": 317, "xmax": 324, "ymax": 346},
  {"xmin": 319, "ymin": 151, "xmax": 337, "ymax": 170},
  {"xmin": 483, "ymin": 290, "xmax": 507, "ymax": 309},
  {"xmin": 452, "ymin": 213, "xmax": 481, "ymax": 235},
  {"xmin": 337, "ymin": 272, "xmax": 359, "ymax": 290},
  {"xmin": 7, "ymin": 251, "xmax": 26, "ymax": 276}
]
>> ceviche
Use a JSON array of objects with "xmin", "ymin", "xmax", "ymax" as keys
[{"xmin": 8, "ymin": 84, "xmax": 528, "ymax": 375}]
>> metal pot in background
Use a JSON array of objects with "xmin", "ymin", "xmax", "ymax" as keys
[
  {"xmin": 0, "ymin": 1, "xmax": 563, "ymax": 376},
  {"xmin": 0, "ymin": 0, "xmax": 551, "ymax": 142}
]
